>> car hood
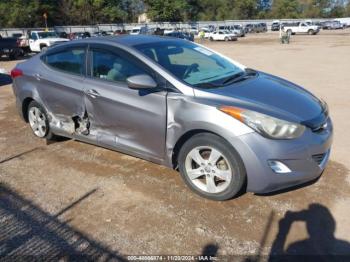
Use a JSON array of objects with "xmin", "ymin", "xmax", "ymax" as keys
[{"xmin": 193, "ymin": 72, "xmax": 328, "ymax": 129}]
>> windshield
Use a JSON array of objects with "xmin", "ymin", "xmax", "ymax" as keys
[
  {"xmin": 38, "ymin": 32, "xmax": 58, "ymax": 39},
  {"xmin": 134, "ymin": 40, "xmax": 244, "ymax": 88}
]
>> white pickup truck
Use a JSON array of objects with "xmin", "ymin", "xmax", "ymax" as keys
[
  {"xmin": 29, "ymin": 31, "xmax": 69, "ymax": 52},
  {"xmin": 283, "ymin": 22, "xmax": 320, "ymax": 35}
]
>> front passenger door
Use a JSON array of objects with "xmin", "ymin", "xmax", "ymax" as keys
[{"xmin": 83, "ymin": 45, "xmax": 167, "ymax": 162}]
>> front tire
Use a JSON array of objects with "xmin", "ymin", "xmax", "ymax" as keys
[
  {"xmin": 40, "ymin": 45, "xmax": 48, "ymax": 52},
  {"xmin": 308, "ymin": 29, "xmax": 314, "ymax": 35},
  {"xmin": 178, "ymin": 133, "xmax": 246, "ymax": 201},
  {"xmin": 27, "ymin": 101, "xmax": 55, "ymax": 140}
]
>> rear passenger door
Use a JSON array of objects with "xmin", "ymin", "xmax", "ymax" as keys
[
  {"xmin": 83, "ymin": 44, "xmax": 167, "ymax": 162},
  {"xmin": 39, "ymin": 45, "xmax": 87, "ymax": 119}
]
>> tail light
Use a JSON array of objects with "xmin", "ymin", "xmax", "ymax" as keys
[{"xmin": 10, "ymin": 68, "xmax": 23, "ymax": 79}]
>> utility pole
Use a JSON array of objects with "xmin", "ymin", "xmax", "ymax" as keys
[{"xmin": 43, "ymin": 12, "xmax": 48, "ymax": 31}]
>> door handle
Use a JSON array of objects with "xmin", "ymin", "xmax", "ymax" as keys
[
  {"xmin": 85, "ymin": 89, "xmax": 100, "ymax": 98},
  {"xmin": 34, "ymin": 73, "xmax": 41, "ymax": 81}
]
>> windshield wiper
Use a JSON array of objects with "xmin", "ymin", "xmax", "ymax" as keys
[
  {"xmin": 193, "ymin": 82, "xmax": 221, "ymax": 88},
  {"xmin": 221, "ymin": 68, "xmax": 257, "ymax": 85},
  {"xmin": 221, "ymin": 72, "xmax": 246, "ymax": 85}
]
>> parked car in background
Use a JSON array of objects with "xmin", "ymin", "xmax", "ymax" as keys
[
  {"xmin": 259, "ymin": 23, "xmax": 268, "ymax": 32},
  {"xmin": 11, "ymin": 35, "xmax": 333, "ymax": 200},
  {"xmin": 130, "ymin": 26, "xmax": 148, "ymax": 35},
  {"xmin": 334, "ymin": 18, "xmax": 350, "ymax": 28},
  {"xmin": 164, "ymin": 31, "xmax": 194, "ymax": 42},
  {"xmin": 244, "ymin": 24, "xmax": 254, "ymax": 33},
  {"xmin": 283, "ymin": 22, "xmax": 319, "ymax": 35},
  {"xmin": 114, "ymin": 29, "xmax": 127, "ymax": 35},
  {"xmin": 92, "ymin": 31, "xmax": 108, "ymax": 37},
  {"xmin": 322, "ymin": 21, "xmax": 344, "ymax": 30},
  {"xmin": 209, "ymin": 31, "xmax": 237, "ymax": 41},
  {"xmin": 0, "ymin": 36, "xmax": 24, "ymax": 59},
  {"xmin": 271, "ymin": 22, "xmax": 280, "ymax": 31},
  {"xmin": 152, "ymin": 28, "xmax": 165, "ymax": 36},
  {"xmin": 254, "ymin": 23, "xmax": 266, "ymax": 33},
  {"xmin": 71, "ymin": 32, "xmax": 91, "ymax": 40},
  {"xmin": 228, "ymin": 25, "xmax": 245, "ymax": 37},
  {"xmin": 189, "ymin": 26, "xmax": 198, "ymax": 35},
  {"xmin": 11, "ymin": 33, "xmax": 23, "ymax": 38},
  {"xmin": 8, "ymin": 33, "xmax": 30, "ymax": 54},
  {"xmin": 58, "ymin": 32, "xmax": 68, "ymax": 39},
  {"xmin": 28, "ymin": 31, "xmax": 69, "ymax": 52}
]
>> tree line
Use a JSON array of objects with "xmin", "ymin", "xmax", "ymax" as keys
[{"xmin": 0, "ymin": 0, "xmax": 349, "ymax": 28}]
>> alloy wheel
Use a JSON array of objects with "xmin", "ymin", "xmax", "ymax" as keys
[
  {"xmin": 28, "ymin": 106, "xmax": 47, "ymax": 137},
  {"xmin": 184, "ymin": 146, "xmax": 233, "ymax": 194}
]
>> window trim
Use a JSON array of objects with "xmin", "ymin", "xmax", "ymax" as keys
[
  {"xmin": 87, "ymin": 43, "xmax": 159, "ymax": 87},
  {"xmin": 41, "ymin": 44, "xmax": 88, "ymax": 77}
]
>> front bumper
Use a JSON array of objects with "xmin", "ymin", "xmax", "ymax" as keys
[{"xmin": 229, "ymin": 118, "xmax": 333, "ymax": 193}]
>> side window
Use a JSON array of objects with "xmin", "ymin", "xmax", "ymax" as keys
[
  {"xmin": 91, "ymin": 49, "xmax": 145, "ymax": 83},
  {"xmin": 45, "ymin": 48, "xmax": 85, "ymax": 75},
  {"xmin": 31, "ymin": 32, "xmax": 38, "ymax": 40}
]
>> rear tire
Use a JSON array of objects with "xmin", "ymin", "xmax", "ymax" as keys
[
  {"xmin": 9, "ymin": 49, "xmax": 21, "ymax": 60},
  {"xmin": 40, "ymin": 45, "xmax": 48, "ymax": 52},
  {"xmin": 27, "ymin": 100, "xmax": 55, "ymax": 140},
  {"xmin": 178, "ymin": 133, "xmax": 246, "ymax": 201}
]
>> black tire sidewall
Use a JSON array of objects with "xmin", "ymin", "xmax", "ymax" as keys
[{"xmin": 178, "ymin": 133, "xmax": 246, "ymax": 201}]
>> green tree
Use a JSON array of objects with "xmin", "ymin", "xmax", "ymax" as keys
[
  {"xmin": 144, "ymin": 0, "xmax": 188, "ymax": 22},
  {"xmin": 270, "ymin": 0, "xmax": 302, "ymax": 19},
  {"xmin": 234, "ymin": 0, "xmax": 258, "ymax": 19}
]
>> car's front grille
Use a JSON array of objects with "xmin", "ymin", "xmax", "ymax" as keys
[{"xmin": 312, "ymin": 153, "xmax": 326, "ymax": 165}]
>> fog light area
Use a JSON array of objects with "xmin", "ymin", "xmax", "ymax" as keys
[{"xmin": 268, "ymin": 160, "xmax": 292, "ymax": 174}]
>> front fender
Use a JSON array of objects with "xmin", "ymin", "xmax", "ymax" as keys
[{"xmin": 164, "ymin": 93, "xmax": 254, "ymax": 167}]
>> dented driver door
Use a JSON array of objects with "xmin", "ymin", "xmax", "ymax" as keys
[{"xmin": 83, "ymin": 45, "xmax": 167, "ymax": 163}]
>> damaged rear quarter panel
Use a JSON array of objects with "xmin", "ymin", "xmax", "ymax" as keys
[{"xmin": 15, "ymin": 54, "xmax": 86, "ymax": 134}]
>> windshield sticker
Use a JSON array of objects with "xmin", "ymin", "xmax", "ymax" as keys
[{"xmin": 194, "ymin": 47, "xmax": 214, "ymax": 56}]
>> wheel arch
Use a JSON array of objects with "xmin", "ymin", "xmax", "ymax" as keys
[
  {"xmin": 171, "ymin": 129, "xmax": 248, "ymax": 195},
  {"xmin": 171, "ymin": 129, "xmax": 246, "ymax": 172},
  {"xmin": 22, "ymin": 97, "xmax": 35, "ymax": 122}
]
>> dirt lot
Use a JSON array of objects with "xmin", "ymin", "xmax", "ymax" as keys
[{"xmin": 1, "ymin": 30, "xmax": 350, "ymax": 260}]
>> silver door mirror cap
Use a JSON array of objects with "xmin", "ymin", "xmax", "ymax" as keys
[{"xmin": 127, "ymin": 74, "xmax": 157, "ymax": 89}]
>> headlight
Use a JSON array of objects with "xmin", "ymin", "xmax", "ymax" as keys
[{"xmin": 219, "ymin": 106, "xmax": 305, "ymax": 139}]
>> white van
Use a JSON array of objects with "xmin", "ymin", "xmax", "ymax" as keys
[{"xmin": 130, "ymin": 26, "xmax": 148, "ymax": 35}]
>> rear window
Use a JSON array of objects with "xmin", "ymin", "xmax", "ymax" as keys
[{"xmin": 45, "ymin": 48, "xmax": 85, "ymax": 75}]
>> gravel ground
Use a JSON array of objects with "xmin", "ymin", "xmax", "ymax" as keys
[{"xmin": 0, "ymin": 30, "xmax": 350, "ymax": 261}]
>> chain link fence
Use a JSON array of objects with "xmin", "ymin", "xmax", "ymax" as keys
[{"xmin": 0, "ymin": 18, "xmax": 333, "ymax": 37}]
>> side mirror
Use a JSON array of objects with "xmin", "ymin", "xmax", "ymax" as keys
[{"xmin": 127, "ymin": 74, "xmax": 157, "ymax": 89}]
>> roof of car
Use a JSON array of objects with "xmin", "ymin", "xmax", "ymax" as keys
[{"xmin": 73, "ymin": 34, "xmax": 183, "ymax": 47}]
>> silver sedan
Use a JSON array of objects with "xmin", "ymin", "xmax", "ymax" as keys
[{"xmin": 11, "ymin": 35, "xmax": 332, "ymax": 200}]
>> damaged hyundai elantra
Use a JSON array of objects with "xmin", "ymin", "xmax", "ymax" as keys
[{"xmin": 11, "ymin": 35, "xmax": 332, "ymax": 200}]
